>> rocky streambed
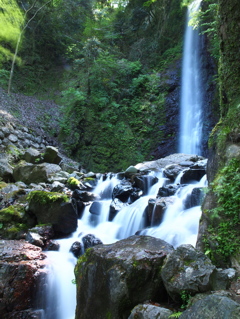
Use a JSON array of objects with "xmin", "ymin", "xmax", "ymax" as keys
[{"xmin": 1, "ymin": 122, "xmax": 240, "ymax": 318}]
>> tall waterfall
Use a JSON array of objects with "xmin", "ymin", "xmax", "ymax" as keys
[{"xmin": 179, "ymin": 0, "xmax": 203, "ymax": 155}]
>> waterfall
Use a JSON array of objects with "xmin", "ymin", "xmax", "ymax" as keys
[
  {"xmin": 179, "ymin": 0, "xmax": 203, "ymax": 155},
  {"xmin": 43, "ymin": 166, "xmax": 206, "ymax": 318}
]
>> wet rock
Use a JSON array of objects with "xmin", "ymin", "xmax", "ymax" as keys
[
  {"xmin": 180, "ymin": 294, "xmax": 240, "ymax": 319},
  {"xmin": 163, "ymin": 164, "xmax": 183, "ymax": 181},
  {"xmin": 72, "ymin": 189, "xmax": 100, "ymax": 202},
  {"xmin": 71, "ymin": 198, "xmax": 85, "ymax": 218},
  {"xmin": 45, "ymin": 240, "xmax": 60, "ymax": 251},
  {"xmin": 0, "ymin": 240, "xmax": 47, "ymax": 317},
  {"xmin": 75, "ymin": 235, "xmax": 174, "ymax": 319},
  {"xmin": 26, "ymin": 232, "xmax": 44, "ymax": 248},
  {"xmin": 82, "ymin": 234, "xmax": 103, "ymax": 251},
  {"xmin": 70, "ymin": 241, "xmax": 82, "ymax": 258},
  {"xmin": 161, "ymin": 244, "xmax": 216, "ymax": 302},
  {"xmin": 112, "ymin": 181, "xmax": 134, "ymax": 202},
  {"xmin": 184, "ymin": 187, "xmax": 205, "ymax": 209},
  {"xmin": 180, "ymin": 167, "xmax": 206, "ymax": 184},
  {"xmin": 109, "ymin": 198, "xmax": 129, "ymax": 221},
  {"xmin": 147, "ymin": 196, "xmax": 176, "ymax": 226},
  {"xmin": 89, "ymin": 201, "xmax": 102, "ymax": 216},
  {"xmin": 128, "ymin": 304, "xmax": 173, "ymax": 319},
  {"xmin": 157, "ymin": 184, "xmax": 180, "ymax": 197},
  {"xmin": 133, "ymin": 175, "xmax": 158, "ymax": 194}
]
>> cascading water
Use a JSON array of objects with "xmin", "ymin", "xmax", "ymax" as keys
[
  {"xmin": 179, "ymin": 0, "xmax": 203, "ymax": 155},
  {"xmin": 43, "ymin": 164, "xmax": 207, "ymax": 318}
]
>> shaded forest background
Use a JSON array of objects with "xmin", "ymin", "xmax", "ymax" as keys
[{"xmin": 0, "ymin": 0, "xmax": 218, "ymax": 172}]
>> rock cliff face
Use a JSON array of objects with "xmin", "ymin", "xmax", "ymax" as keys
[{"xmin": 0, "ymin": 240, "xmax": 47, "ymax": 319}]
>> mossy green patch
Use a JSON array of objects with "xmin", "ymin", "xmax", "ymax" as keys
[
  {"xmin": 27, "ymin": 190, "xmax": 68, "ymax": 205},
  {"xmin": 0, "ymin": 204, "xmax": 29, "ymax": 239}
]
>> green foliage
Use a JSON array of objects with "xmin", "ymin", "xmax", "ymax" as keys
[
  {"xmin": 206, "ymin": 159, "xmax": 240, "ymax": 262},
  {"xmin": 169, "ymin": 312, "xmax": 183, "ymax": 318},
  {"xmin": 180, "ymin": 290, "xmax": 191, "ymax": 309},
  {"xmin": 59, "ymin": 51, "xmax": 166, "ymax": 172},
  {"xmin": 199, "ymin": 1, "xmax": 219, "ymax": 60},
  {"xmin": 0, "ymin": 204, "xmax": 28, "ymax": 239},
  {"xmin": 0, "ymin": 0, "xmax": 24, "ymax": 65}
]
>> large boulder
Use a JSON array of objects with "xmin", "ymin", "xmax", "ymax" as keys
[
  {"xmin": 0, "ymin": 240, "xmax": 47, "ymax": 318},
  {"xmin": 179, "ymin": 294, "xmax": 240, "ymax": 319},
  {"xmin": 161, "ymin": 244, "xmax": 216, "ymax": 302},
  {"xmin": 28, "ymin": 191, "xmax": 77, "ymax": 235},
  {"xmin": 43, "ymin": 146, "xmax": 62, "ymax": 164},
  {"xmin": 75, "ymin": 235, "xmax": 174, "ymax": 319},
  {"xmin": 13, "ymin": 162, "xmax": 61, "ymax": 184},
  {"xmin": 128, "ymin": 304, "xmax": 173, "ymax": 319}
]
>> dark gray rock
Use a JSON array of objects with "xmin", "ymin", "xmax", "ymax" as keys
[
  {"xmin": 82, "ymin": 234, "xmax": 103, "ymax": 251},
  {"xmin": 133, "ymin": 175, "xmax": 158, "ymax": 194},
  {"xmin": 8, "ymin": 134, "xmax": 18, "ymax": 143},
  {"xmin": 72, "ymin": 189, "xmax": 100, "ymax": 202},
  {"xmin": 43, "ymin": 146, "xmax": 62, "ymax": 165},
  {"xmin": 75, "ymin": 235, "xmax": 174, "ymax": 319},
  {"xmin": 23, "ymin": 148, "xmax": 41, "ymax": 164},
  {"xmin": 0, "ymin": 159, "xmax": 13, "ymax": 182},
  {"xmin": 179, "ymin": 294, "xmax": 240, "ymax": 319},
  {"xmin": 70, "ymin": 241, "xmax": 82, "ymax": 258},
  {"xmin": 184, "ymin": 187, "xmax": 205, "ymax": 209},
  {"xmin": 163, "ymin": 164, "xmax": 183, "ymax": 181},
  {"xmin": 161, "ymin": 244, "xmax": 216, "ymax": 302},
  {"xmin": 148, "ymin": 196, "xmax": 176, "ymax": 226},
  {"xmin": 109, "ymin": 198, "xmax": 129, "ymax": 221},
  {"xmin": 26, "ymin": 232, "xmax": 44, "ymax": 248},
  {"xmin": 89, "ymin": 201, "xmax": 102, "ymax": 216},
  {"xmin": 13, "ymin": 162, "xmax": 61, "ymax": 184},
  {"xmin": 180, "ymin": 168, "xmax": 206, "ymax": 184},
  {"xmin": 157, "ymin": 184, "xmax": 180, "ymax": 197},
  {"xmin": 128, "ymin": 304, "xmax": 173, "ymax": 319},
  {"xmin": 112, "ymin": 181, "xmax": 134, "ymax": 202}
]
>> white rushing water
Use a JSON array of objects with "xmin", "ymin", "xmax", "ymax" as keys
[
  {"xmin": 44, "ymin": 168, "xmax": 207, "ymax": 318},
  {"xmin": 179, "ymin": 0, "xmax": 203, "ymax": 155}
]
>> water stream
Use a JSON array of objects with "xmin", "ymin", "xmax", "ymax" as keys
[
  {"xmin": 43, "ymin": 168, "xmax": 207, "ymax": 318},
  {"xmin": 179, "ymin": 0, "xmax": 203, "ymax": 155}
]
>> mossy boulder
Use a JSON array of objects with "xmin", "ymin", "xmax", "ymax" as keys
[
  {"xmin": 75, "ymin": 235, "xmax": 174, "ymax": 319},
  {"xmin": 27, "ymin": 191, "xmax": 77, "ymax": 235}
]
